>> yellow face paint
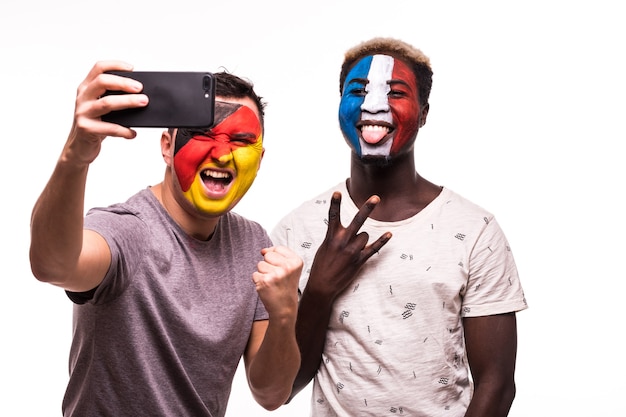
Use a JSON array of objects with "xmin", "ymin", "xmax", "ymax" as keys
[{"xmin": 182, "ymin": 133, "xmax": 263, "ymax": 215}]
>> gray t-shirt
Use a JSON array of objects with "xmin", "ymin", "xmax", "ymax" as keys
[{"xmin": 63, "ymin": 188, "xmax": 270, "ymax": 417}]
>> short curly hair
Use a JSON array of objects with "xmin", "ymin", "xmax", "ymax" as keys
[{"xmin": 339, "ymin": 37, "xmax": 433, "ymax": 106}]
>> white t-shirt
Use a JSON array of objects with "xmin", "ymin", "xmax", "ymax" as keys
[{"xmin": 271, "ymin": 182, "xmax": 527, "ymax": 417}]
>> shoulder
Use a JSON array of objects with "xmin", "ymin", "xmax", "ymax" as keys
[
  {"xmin": 224, "ymin": 211, "xmax": 266, "ymax": 231},
  {"xmin": 84, "ymin": 189, "xmax": 153, "ymax": 229},
  {"xmin": 438, "ymin": 188, "xmax": 495, "ymax": 221},
  {"xmin": 283, "ymin": 182, "xmax": 346, "ymax": 219},
  {"xmin": 221, "ymin": 211, "xmax": 271, "ymax": 243},
  {"xmin": 270, "ymin": 182, "xmax": 345, "ymax": 246}
]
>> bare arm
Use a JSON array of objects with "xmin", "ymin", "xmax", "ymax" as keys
[
  {"xmin": 243, "ymin": 246, "xmax": 302, "ymax": 410},
  {"xmin": 463, "ymin": 313, "xmax": 518, "ymax": 417},
  {"xmin": 29, "ymin": 60, "xmax": 147, "ymax": 292},
  {"xmin": 288, "ymin": 192, "xmax": 392, "ymax": 401}
]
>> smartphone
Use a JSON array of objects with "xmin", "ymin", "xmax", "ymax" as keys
[{"xmin": 101, "ymin": 71, "xmax": 215, "ymax": 128}]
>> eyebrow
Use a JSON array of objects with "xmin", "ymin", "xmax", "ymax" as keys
[
  {"xmin": 388, "ymin": 79, "xmax": 411, "ymax": 88},
  {"xmin": 347, "ymin": 78, "xmax": 411, "ymax": 88},
  {"xmin": 347, "ymin": 77, "xmax": 369, "ymax": 85}
]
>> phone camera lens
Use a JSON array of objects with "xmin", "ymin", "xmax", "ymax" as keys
[{"xmin": 203, "ymin": 76, "xmax": 212, "ymax": 92}]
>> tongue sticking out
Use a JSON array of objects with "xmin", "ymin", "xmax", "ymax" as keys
[{"xmin": 361, "ymin": 126, "xmax": 389, "ymax": 144}]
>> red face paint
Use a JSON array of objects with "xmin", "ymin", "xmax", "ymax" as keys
[
  {"xmin": 173, "ymin": 102, "xmax": 262, "ymax": 192},
  {"xmin": 388, "ymin": 59, "xmax": 421, "ymax": 155}
]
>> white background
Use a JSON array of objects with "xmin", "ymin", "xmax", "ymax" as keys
[{"xmin": 2, "ymin": 0, "xmax": 624, "ymax": 415}]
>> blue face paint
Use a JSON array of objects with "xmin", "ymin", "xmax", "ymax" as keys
[{"xmin": 338, "ymin": 55, "xmax": 374, "ymax": 157}]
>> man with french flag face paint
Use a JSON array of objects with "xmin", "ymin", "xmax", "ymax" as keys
[
  {"xmin": 272, "ymin": 38, "xmax": 527, "ymax": 416},
  {"xmin": 339, "ymin": 53, "xmax": 425, "ymax": 161},
  {"xmin": 30, "ymin": 64, "xmax": 302, "ymax": 417}
]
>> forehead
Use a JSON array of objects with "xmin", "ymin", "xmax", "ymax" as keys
[
  {"xmin": 347, "ymin": 54, "xmax": 415, "ymax": 83},
  {"xmin": 215, "ymin": 96, "xmax": 262, "ymax": 124}
]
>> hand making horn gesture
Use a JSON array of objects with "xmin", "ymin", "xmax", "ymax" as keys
[{"xmin": 306, "ymin": 191, "xmax": 392, "ymax": 301}]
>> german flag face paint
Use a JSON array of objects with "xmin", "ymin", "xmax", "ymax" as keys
[
  {"xmin": 339, "ymin": 54, "xmax": 423, "ymax": 160},
  {"xmin": 172, "ymin": 101, "xmax": 263, "ymax": 216}
]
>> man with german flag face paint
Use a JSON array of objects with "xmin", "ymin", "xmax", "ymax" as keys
[
  {"xmin": 171, "ymin": 101, "xmax": 264, "ymax": 216},
  {"xmin": 272, "ymin": 38, "xmax": 527, "ymax": 417},
  {"xmin": 29, "ymin": 63, "xmax": 301, "ymax": 417}
]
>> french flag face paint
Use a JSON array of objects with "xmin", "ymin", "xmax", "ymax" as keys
[
  {"xmin": 339, "ymin": 54, "xmax": 422, "ymax": 159},
  {"xmin": 172, "ymin": 101, "xmax": 263, "ymax": 216}
]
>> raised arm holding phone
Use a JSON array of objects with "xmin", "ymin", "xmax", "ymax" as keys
[{"xmin": 29, "ymin": 60, "xmax": 301, "ymax": 417}]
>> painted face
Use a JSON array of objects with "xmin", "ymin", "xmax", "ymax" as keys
[
  {"xmin": 172, "ymin": 101, "xmax": 263, "ymax": 216},
  {"xmin": 339, "ymin": 54, "xmax": 423, "ymax": 159}
]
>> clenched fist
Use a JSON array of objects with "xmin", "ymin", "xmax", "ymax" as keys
[{"xmin": 253, "ymin": 246, "xmax": 303, "ymax": 321}]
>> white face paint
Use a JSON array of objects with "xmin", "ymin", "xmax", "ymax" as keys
[
  {"xmin": 361, "ymin": 55, "xmax": 394, "ymax": 121},
  {"xmin": 360, "ymin": 55, "xmax": 394, "ymax": 156}
]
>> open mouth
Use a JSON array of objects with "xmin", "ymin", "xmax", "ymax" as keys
[
  {"xmin": 200, "ymin": 168, "xmax": 233, "ymax": 193},
  {"xmin": 359, "ymin": 123, "xmax": 394, "ymax": 145}
]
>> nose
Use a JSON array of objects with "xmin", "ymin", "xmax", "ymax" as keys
[
  {"xmin": 360, "ymin": 84, "xmax": 390, "ymax": 114},
  {"xmin": 206, "ymin": 137, "xmax": 234, "ymax": 163}
]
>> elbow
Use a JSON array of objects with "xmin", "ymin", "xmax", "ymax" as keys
[
  {"xmin": 498, "ymin": 377, "xmax": 516, "ymax": 409},
  {"xmin": 250, "ymin": 371, "xmax": 299, "ymax": 410},
  {"xmin": 475, "ymin": 378, "xmax": 517, "ymax": 414},
  {"xmin": 29, "ymin": 255, "xmax": 54, "ymax": 284},
  {"xmin": 249, "ymin": 374, "xmax": 295, "ymax": 411},
  {"xmin": 505, "ymin": 381, "xmax": 517, "ymax": 409},
  {"xmin": 254, "ymin": 390, "xmax": 292, "ymax": 411},
  {"xmin": 29, "ymin": 249, "xmax": 70, "ymax": 286}
]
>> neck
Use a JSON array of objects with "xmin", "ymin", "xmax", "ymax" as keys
[
  {"xmin": 152, "ymin": 177, "xmax": 220, "ymax": 241},
  {"xmin": 347, "ymin": 151, "xmax": 441, "ymax": 221}
]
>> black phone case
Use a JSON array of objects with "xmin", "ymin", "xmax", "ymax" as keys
[{"xmin": 102, "ymin": 71, "xmax": 215, "ymax": 128}]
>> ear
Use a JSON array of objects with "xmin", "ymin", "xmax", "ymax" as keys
[
  {"xmin": 161, "ymin": 129, "xmax": 175, "ymax": 166},
  {"xmin": 257, "ymin": 147, "xmax": 265, "ymax": 171},
  {"xmin": 419, "ymin": 103, "xmax": 430, "ymax": 128}
]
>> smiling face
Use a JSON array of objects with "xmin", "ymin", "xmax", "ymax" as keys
[
  {"xmin": 339, "ymin": 54, "xmax": 427, "ymax": 161},
  {"xmin": 171, "ymin": 99, "xmax": 264, "ymax": 216}
]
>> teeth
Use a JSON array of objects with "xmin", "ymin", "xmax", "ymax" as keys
[
  {"xmin": 361, "ymin": 125, "xmax": 389, "ymax": 133},
  {"xmin": 202, "ymin": 169, "xmax": 230, "ymax": 179}
]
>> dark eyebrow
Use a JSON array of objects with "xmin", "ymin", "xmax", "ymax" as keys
[
  {"xmin": 232, "ymin": 132, "xmax": 258, "ymax": 139},
  {"xmin": 347, "ymin": 77, "xmax": 369, "ymax": 85},
  {"xmin": 388, "ymin": 79, "xmax": 411, "ymax": 88}
]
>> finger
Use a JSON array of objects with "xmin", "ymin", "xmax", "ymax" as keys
[
  {"xmin": 98, "ymin": 71, "xmax": 144, "ymax": 95},
  {"xmin": 346, "ymin": 195, "xmax": 380, "ymax": 236},
  {"xmin": 251, "ymin": 271, "xmax": 266, "ymax": 289},
  {"xmin": 325, "ymin": 191, "xmax": 343, "ymax": 239},
  {"xmin": 361, "ymin": 232, "xmax": 392, "ymax": 262},
  {"xmin": 83, "ymin": 60, "xmax": 134, "ymax": 85},
  {"xmin": 95, "ymin": 92, "xmax": 148, "ymax": 119},
  {"xmin": 262, "ymin": 246, "xmax": 299, "ymax": 270},
  {"xmin": 256, "ymin": 260, "xmax": 272, "ymax": 275},
  {"xmin": 265, "ymin": 245, "xmax": 298, "ymax": 258},
  {"xmin": 78, "ymin": 61, "xmax": 136, "ymax": 99},
  {"xmin": 260, "ymin": 249, "xmax": 284, "ymax": 267}
]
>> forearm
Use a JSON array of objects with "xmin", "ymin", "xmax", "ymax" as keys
[
  {"xmin": 247, "ymin": 316, "xmax": 300, "ymax": 410},
  {"xmin": 29, "ymin": 155, "xmax": 89, "ymax": 282},
  {"xmin": 288, "ymin": 289, "xmax": 333, "ymax": 401}
]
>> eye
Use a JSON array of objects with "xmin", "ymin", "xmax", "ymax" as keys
[
  {"xmin": 230, "ymin": 133, "xmax": 256, "ymax": 145},
  {"xmin": 187, "ymin": 129, "xmax": 206, "ymax": 136},
  {"xmin": 186, "ymin": 129, "xmax": 211, "ymax": 140},
  {"xmin": 347, "ymin": 86, "xmax": 367, "ymax": 96},
  {"xmin": 388, "ymin": 88, "xmax": 407, "ymax": 98}
]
